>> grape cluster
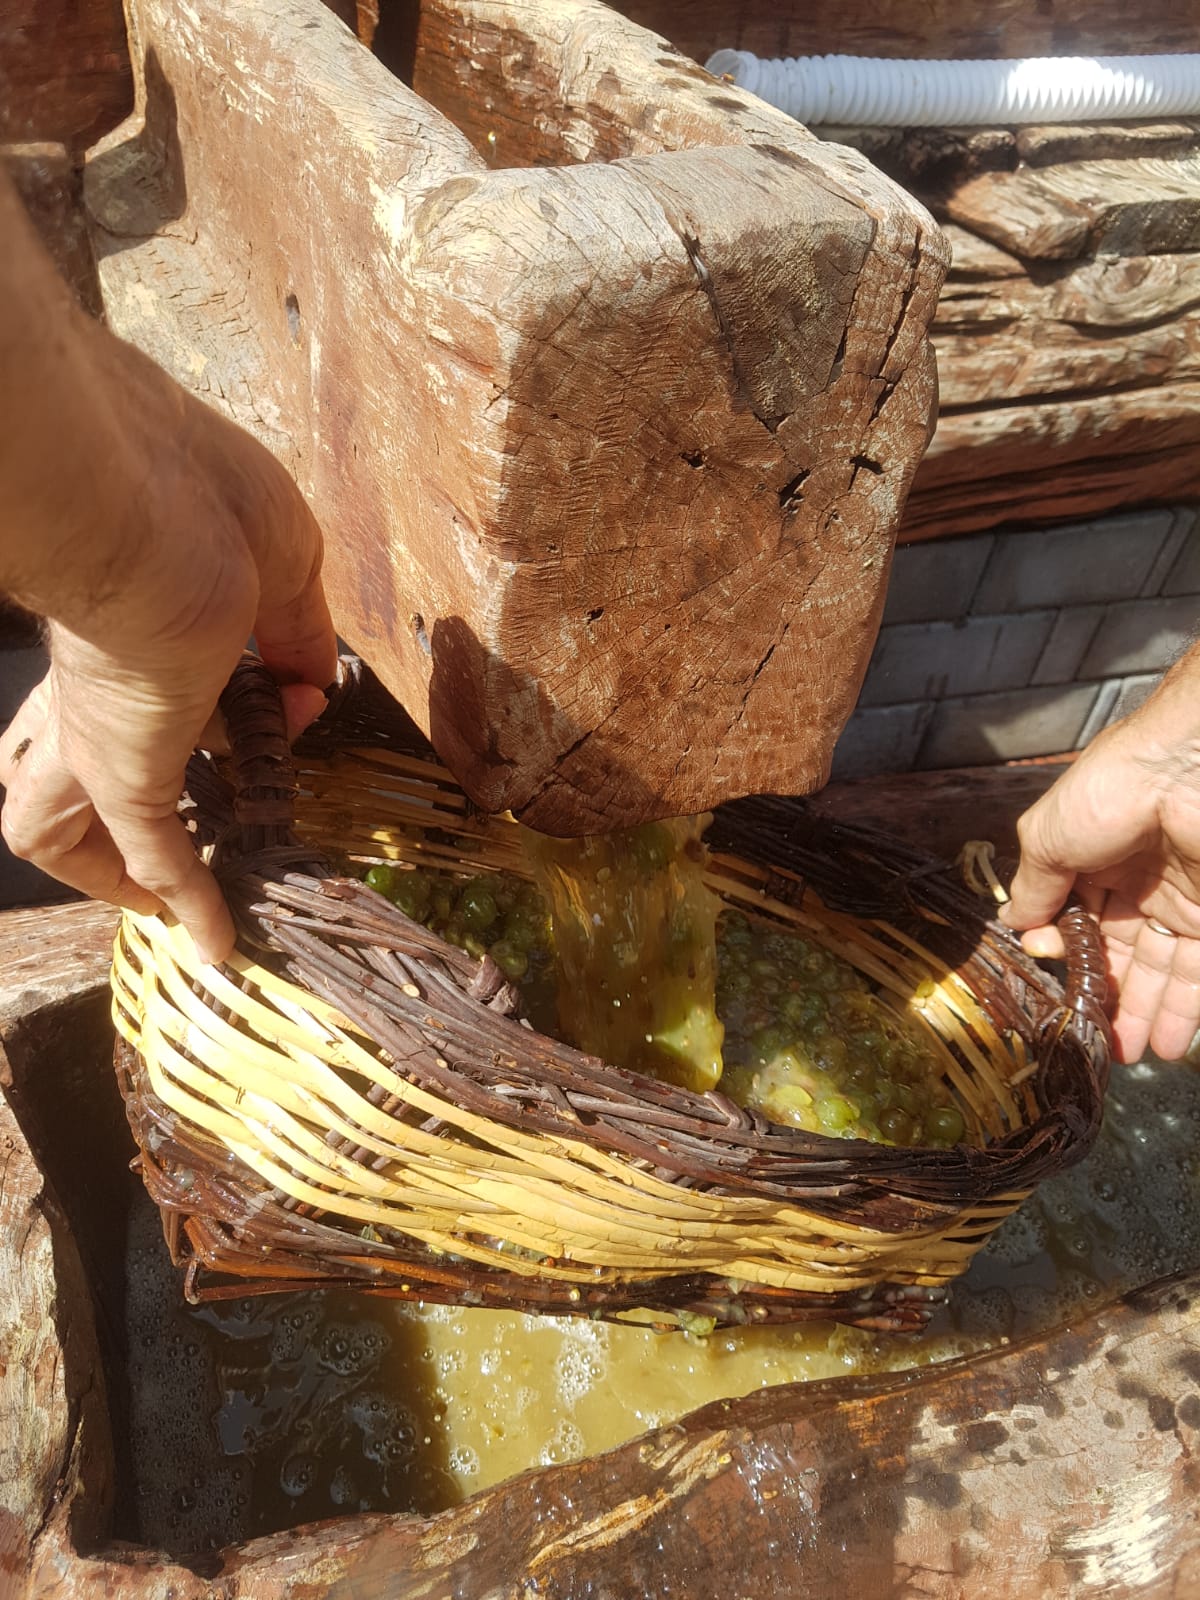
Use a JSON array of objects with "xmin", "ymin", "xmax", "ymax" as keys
[
  {"xmin": 716, "ymin": 912, "xmax": 965, "ymax": 1147},
  {"xmin": 364, "ymin": 865, "xmax": 555, "ymax": 992},
  {"xmin": 361, "ymin": 865, "xmax": 966, "ymax": 1148}
]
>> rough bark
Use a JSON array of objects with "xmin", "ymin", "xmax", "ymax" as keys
[{"xmin": 86, "ymin": 0, "xmax": 944, "ymax": 834}]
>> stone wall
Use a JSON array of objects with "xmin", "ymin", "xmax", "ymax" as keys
[{"xmin": 833, "ymin": 504, "xmax": 1200, "ymax": 780}]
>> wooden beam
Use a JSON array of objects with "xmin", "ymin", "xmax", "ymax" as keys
[
  {"xmin": 946, "ymin": 152, "xmax": 1200, "ymax": 261},
  {"xmin": 615, "ymin": 0, "xmax": 1200, "ymax": 69},
  {"xmin": 88, "ymin": 0, "xmax": 944, "ymax": 833},
  {"xmin": 0, "ymin": 1, "xmax": 132, "ymax": 151}
]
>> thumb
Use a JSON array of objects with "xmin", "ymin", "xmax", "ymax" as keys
[
  {"xmin": 254, "ymin": 527, "xmax": 338, "ymax": 694},
  {"xmin": 1000, "ymin": 854, "xmax": 1078, "ymax": 933}
]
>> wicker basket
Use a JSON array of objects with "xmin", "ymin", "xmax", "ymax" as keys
[{"xmin": 111, "ymin": 660, "xmax": 1111, "ymax": 1332}]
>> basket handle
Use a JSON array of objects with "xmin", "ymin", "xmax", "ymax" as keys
[
  {"xmin": 217, "ymin": 656, "xmax": 301, "ymax": 853},
  {"xmin": 1050, "ymin": 901, "xmax": 1111, "ymax": 1046}
]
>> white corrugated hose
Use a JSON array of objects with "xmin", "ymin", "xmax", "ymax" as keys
[{"xmin": 704, "ymin": 50, "xmax": 1200, "ymax": 127}]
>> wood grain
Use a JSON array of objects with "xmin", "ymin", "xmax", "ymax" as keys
[
  {"xmin": 614, "ymin": 0, "xmax": 1200, "ymax": 68},
  {"xmin": 88, "ymin": 0, "xmax": 943, "ymax": 834},
  {"xmin": 881, "ymin": 126, "xmax": 1200, "ymax": 538},
  {"xmin": 0, "ymin": 0, "xmax": 132, "ymax": 151},
  {"xmin": 946, "ymin": 153, "xmax": 1200, "ymax": 261}
]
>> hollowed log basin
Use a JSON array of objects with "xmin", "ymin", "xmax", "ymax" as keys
[{"xmin": 7, "ymin": 806, "xmax": 1200, "ymax": 1598}]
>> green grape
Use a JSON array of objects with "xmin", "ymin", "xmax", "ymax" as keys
[
  {"xmin": 879, "ymin": 1108, "xmax": 917, "ymax": 1144},
  {"xmin": 812, "ymin": 1032, "xmax": 849, "ymax": 1072},
  {"xmin": 817, "ymin": 1095, "xmax": 858, "ymax": 1133},
  {"xmin": 458, "ymin": 882, "xmax": 499, "ymax": 933},
  {"xmin": 926, "ymin": 1104, "xmax": 966, "ymax": 1144},
  {"xmin": 364, "ymin": 863, "xmax": 403, "ymax": 899},
  {"xmin": 392, "ymin": 871, "xmax": 432, "ymax": 920},
  {"xmin": 430, "ymin": 884, "xmax": 455, "ymax": 923},
  {"xmin": 489, "ymin": 939, "xmax": 529, "ymax": 980}
]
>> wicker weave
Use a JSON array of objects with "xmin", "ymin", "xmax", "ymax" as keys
[{"xmin": 111, "ymin": 660, "xmax": 1111, "ymax": 1331}]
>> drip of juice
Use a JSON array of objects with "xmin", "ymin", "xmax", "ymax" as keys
[{"xmin": 522, "ymin": 817, "xmax": 725, "ymax": 1092}]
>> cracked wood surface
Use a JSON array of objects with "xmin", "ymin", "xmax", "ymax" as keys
[
  {"xmin": 87, "ymin": 0, "xmax": 943, "ymax": 834},
  {"xmin": 878, "ymin": 125, "xmax": 1200, "ymax": 540}
]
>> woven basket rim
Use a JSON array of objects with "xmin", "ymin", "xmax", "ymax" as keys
[{"xmin": 109, "ymin": 657, "xmax": 1112, "ymax": 1329}]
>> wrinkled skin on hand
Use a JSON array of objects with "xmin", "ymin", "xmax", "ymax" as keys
[
  {"xmin": 0, "ymin": 260, "xmax": 336, "ymax": 963},
  {"xmin": 1002, "ymin": 717, "xmax": 1200, "ymax": 1064}
]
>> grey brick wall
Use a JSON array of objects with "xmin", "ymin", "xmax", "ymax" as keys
[{"xmin": 834, "ymin": 504, "xmax": 1200, "ymax": 780}]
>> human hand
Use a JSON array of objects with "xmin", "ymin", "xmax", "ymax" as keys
[
  {"xmin": 1000, "ymin": 717, "xmax": 1200, "ymax": 1064},
  {"xmin": 0, "ymin": 322, "xmax": 337, "ymax": 963}
]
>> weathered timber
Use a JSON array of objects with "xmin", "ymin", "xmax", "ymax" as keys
[
  {"xmin": 945, "ymin": 152, "xmax": 1200, "ymax": 261},
  {"xmin": 811, "ymin": 760, "xmax": 1067, "ymax": 864},
  {"xmin": 907, "ymin": 383, "xmax": 1200, "ymax": 541},
  {"xmin": 886, "ymin": 132, "xmax": 1200, "ymax": 538},
  {"xmin": 0, "ymin": 903, "xmax": 118, "ymax": 1595},
  {"xmin": 0, "ymin": 1, "xmax": 132, "ymax": 151},
  {"xmin": 87, "ymin": 0, "xmax": 944, "ymax": 834},
  {"xmin": 932, "ymin": 228, "xmax": 1200, "ymax": 409},
  {"xmin": 618, "ymin": 0, "xmax": 1200, "ymax": 68}
]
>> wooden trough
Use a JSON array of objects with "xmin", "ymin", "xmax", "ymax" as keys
[{"xmin": 7, "ymin": 871, "xmax": 1200, "ymax": 1599}]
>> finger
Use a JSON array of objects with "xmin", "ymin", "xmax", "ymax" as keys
[
  {"xmin": 104, "ymin": 810, "xmax": 235, "ymax": 964},
  {"xmin": 1, "ymin": 741, "xmax": 162, "ymax": 914},
  {"xmin": 1149, "ymin": 935, "xmax": 1200, "ymax": 1061},
  {"xmin": 1108, "ymin": 919, "xmax": 1178, "ymax": 1064},
  {"xmin": 1001, "ymin": 843, "xmax": 1077, "ymax": 933},
  {"xmin": 280, "ymin": 682, "xmax": 328, "ymax": 740},
  {"xmin": 0, "ymin": 679, "xmax": 49, "ymax": 781},
  {"xmin": 1020, "ymin": 924, "xmax": 1066, "ymax": 960},
  {"xmin": 254, "ymin": 525, "xmax": 338, "ymax": 693},
  {"xmin": 1099, "ymin": 888, "xmax": 1157, "ymax": 950}
]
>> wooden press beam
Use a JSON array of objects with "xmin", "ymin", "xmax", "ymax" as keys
[{"xmin": 86, "ymin": 0, "xmax": 944, "ymax": 833}]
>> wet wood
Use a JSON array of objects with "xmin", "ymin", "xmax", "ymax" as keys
[
  {"xmin": 616, "ymin": 0, "xmax": 1200, "ymax": 68},
  {"xmin": 0, "ymin": 0, "xmax": 132, "ymax": 151},
  {"xmin": 88, "ymin": 0, "xmax": 944, "ymax": 835},
  {"xmin": 3, "ymin": 853, "xmax": 1199, "ymax": 1597}
]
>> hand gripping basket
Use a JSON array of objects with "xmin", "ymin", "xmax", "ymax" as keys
[{"xmin": 111, "ymin": 659, "xmax": 1111, "ymax": 1332}]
